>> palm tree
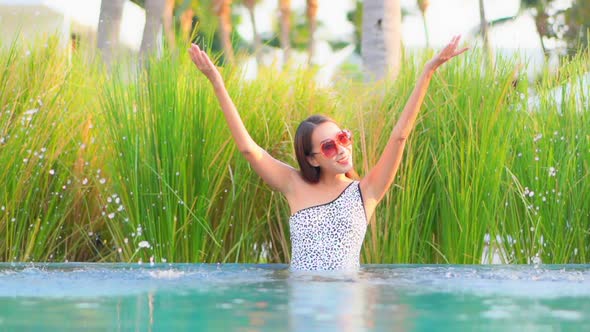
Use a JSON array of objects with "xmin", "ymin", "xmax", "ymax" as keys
[
  {"xmin": 278, "ymin": 0, "xmax": 292, "ymax": 64},
  {"xmin": 417, "ymin": 0, "xmax": 430, "ymax": 47},
  {"xmin": 306, "ymin": 0, "xmax": 318, "ymax": 65},
  {"xmin": 163, "ymin": 0, "xmax": 176, "ymax": 49},
  {"xmin": 475, "ymin": 0, "xmax": 554, "ymax": 59},
  {"xmin": 478, "ymin": 0, "xmax": 493, "ymax": 65},
  {"xmin": 522, "ymin": 0, "xmax": 553, "ymax": 56},
  {"xmin": 362, "ymin": 0, "xmax": 402, "ymax": 81},
  {"xmin": 213, "ymin": 0, "xmax": 235, "ymax": 63},
  {"xmin": 179, "ymin": 7, "xmax": 195, "ymax": 43},
  {"xmin": 243, "ymin": 0, "xmax": 262, "ymax": 65},
  {"xmin": 140, "ymin": 0, "xmax": 166, "ymax": 57},
  {"xmin": 97, "ymin": 0, "xmax": 126, "ymax": 66},
  {"xmin": 173, "ymin": 0, "xmax": 196, "ymax": 43}
]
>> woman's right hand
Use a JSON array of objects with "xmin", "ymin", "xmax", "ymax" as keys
[{"xmin": 188, "ymin": 43, "xmax": 222, "ymax": 84}]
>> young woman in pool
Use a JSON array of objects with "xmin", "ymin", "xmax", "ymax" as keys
[{"xmin": 189, "ymin": 36, "xmax": 467, "ymax": 271}]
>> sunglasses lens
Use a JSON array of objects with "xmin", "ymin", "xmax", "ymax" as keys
[
  {"xmin": 337, "ymin": 130, "xmax": 352, "ymax": 146},
  {"xmin": 321, "ymin": 141, "xmax": 338, "ymax": 158}
]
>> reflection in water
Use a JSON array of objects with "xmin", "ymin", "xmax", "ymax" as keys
[
  {"xmin": 286, "ymin": 269, "xmax": 412, "ymax": 331},
  {"xmin": 148, "ymin": 291, "xmax": 154, "ymax": 331}
]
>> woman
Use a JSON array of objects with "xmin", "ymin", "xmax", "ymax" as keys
[{"xmin": 188, "ymin": 36, "xmax": 468, "ymax": 271}]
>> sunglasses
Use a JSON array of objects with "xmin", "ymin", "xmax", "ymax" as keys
[{"xmin": 311, "ymin": 129, "xmax": 353, "ymax": 158}]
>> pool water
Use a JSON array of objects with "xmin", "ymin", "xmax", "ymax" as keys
[{"xmin": 1, "ymin": 263, "xmax": 589, "ymax": 331}]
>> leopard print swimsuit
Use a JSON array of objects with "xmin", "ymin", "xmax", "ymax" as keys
[{"xmin": 289, "ymin": 181, "xmax": 367, "ymax": 271}]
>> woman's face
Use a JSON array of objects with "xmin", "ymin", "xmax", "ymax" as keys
[{"xmin": 308, "ymin": 122, "xmax": 354, "ymax": 174}]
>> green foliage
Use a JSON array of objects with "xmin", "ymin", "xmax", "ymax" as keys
[
  {"xmin": 1, "ymin": 39, "xmax": 589, "ymax": 264},
  {"xmin": 0, "ymin": 38, "xmax": 107, "ymax": 262},
  {"xmin": 564, "ymin": 0, "xmax": 590, "ymax": 54},
  {"xmin": 346, "ymin": 1, "xmax": 362, "ymax": 54}
]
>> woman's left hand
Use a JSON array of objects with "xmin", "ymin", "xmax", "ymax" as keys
[{"xmin": 427, "ymin": 35, "xmax": 469, "ymax": 70}]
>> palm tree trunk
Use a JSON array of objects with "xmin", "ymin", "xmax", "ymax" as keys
[
  {"xmin": 180, "ymin": 8, "xmax": 195, "ymax": 43},
  {"xmin": 140, "ymin": 0, "xmax": 166, "ymax": 58},
  {"xmin": 421, "ymin": 13, "xmax": 430, "ymax": 47},
  {"xmin": 306, "ymin": 0, "xmax": 318, "ymax": 65},
  {"xmin": 478, "ymin": 0, "xmax": 494, "ymax": 65},
  {"xmin": 214, "ymin": 0, "xmax": 235, "ymax": 63},
  {"xmin": 176, "ymin": 0, "xmax": 194, "ymax": 43},
  {"xmin": 244, "ymin": 0, "xmax": 262, "ymax": 66},
  {"xmin": 361, "ymin": 0, "xmax": 402, "ymax": 81},
  {"xmin": 278, "ymin": 0, "xmax": 291, "ymax": 64},
  {"xmin": 163, "ymin": 0, "xmax": 176, "ymax": 49},
  {"xmin": 97, "ymin": 0, "xmax": 125, "ymax": 66},
  {"xmin": 533, "ymin": 6, "xmax": 549, "ymax": 57},
  {"xmin": 418, "ymin": 0, "xmax": 430, "ymax": 48}
]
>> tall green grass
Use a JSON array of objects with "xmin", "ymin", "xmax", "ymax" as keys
[
  {"xmin": 361, "ymin": 51, "xmax": 589, "ymax": 264},
  {"xmin": 1, "ymin": 38, "xmax": 588, "ymax": 264},
  {"xmin": 0, "ymin": 38, "xmax": 106, "ymax": 261}
]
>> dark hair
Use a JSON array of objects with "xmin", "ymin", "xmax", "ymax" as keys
[{"xmin": 294, "ymin": 115, "xmax": 359, "ymax": 183}]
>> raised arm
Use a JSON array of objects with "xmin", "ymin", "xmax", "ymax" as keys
[
  {"xmin": 188, "ymin": 44, "xmax": 297, "ymax": 194},
  {"xmin": 361, "ymin": 35, "xmax": 468, "ymax": 209}
]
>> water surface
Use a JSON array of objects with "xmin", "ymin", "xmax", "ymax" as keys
[{"xmin": 1, "ymin": 263, "xmax": 589, "ymax": 331}]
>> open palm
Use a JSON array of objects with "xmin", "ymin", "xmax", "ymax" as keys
[
  {"xmin": 429, "ymin": 35, "xmax": 469, "ymax": 69},
  {"xmin": 188, "ymin": 43, "xmax": 222, "ymax": 83}
]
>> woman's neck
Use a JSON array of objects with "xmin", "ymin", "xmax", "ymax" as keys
[{"xmin": 317, "ymin": 172, "xmax": 350, "ymax": 187}]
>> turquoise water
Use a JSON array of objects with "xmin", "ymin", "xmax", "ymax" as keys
[{"xmin": 1, "ymin": 264, "xmax": 589, "ymax": 331}]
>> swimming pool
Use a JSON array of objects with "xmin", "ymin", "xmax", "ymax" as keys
[{"xmin": 1, "ymin": 263, "xmax": 589, "ymax": 331}]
